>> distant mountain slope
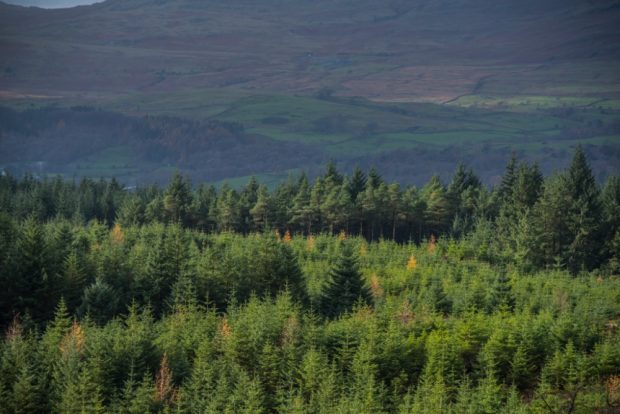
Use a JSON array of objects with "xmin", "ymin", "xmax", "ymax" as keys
[
  {"xmin": 1, "ymin": 0, "xmax": 619, "ymax": 101},
  {"xmin": 0, "ymin": 0, "xmax": 619, "ymax": 185},
  {"xmin": 1, "ymin": 1, "xmax": 98, "ymax": 8}
]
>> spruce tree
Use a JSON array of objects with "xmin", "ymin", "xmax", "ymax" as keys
[
  {"xmin": 12, "ymin": 217, "xmax": 56, "ymax": 322},
  {"xmin": 348, "ymin": 166, "xmax": 367, "ymax": 202},
  {"xmin": 422, "ymin": 175, "xmax": 449, "ymax": 237},
  {"xmin": 11, "ymin": 363, "xmax": 42, "ymax": 414},
  {"xmin": 488, "ymin": 272, "xmax": 515, "ymax": 312},
  {"xmin": 290, "ymin": 177, "xmax": 313, "ymax": 234},
  {"xmin": 499, "ymin": 153, "xmax": 518, "ymax": 203},
  {"xmin": 62, "ymin": 251, "xmax": 86, "ymax": 312},
  {"xmin": 564, "ymin": 146, "xmax": 602, "ymax": 272},
  {"xmin": 275, "ymin": 242, "xmax": 308, "ymax": 306},
  {"xmin": 78, "ymin": 278, "xmax": 119, "ymax": 325},
  {"xmin": 163, "ymin": 171, "xmax": 193, "ymax": 226},
  {"xmin": 601, "ymin": 176, "xmax": 620, "ymax": 272},
  {"xmin": 250, "ymin": 185, "xmax": 273, "ymax": 232},
  {"xmin": 216, "ymin": 185, "xmax": 240, "ymax": 232},
  {"xmin": 320, "ymin": 243, "xmax": 371, "ymax": 318}
]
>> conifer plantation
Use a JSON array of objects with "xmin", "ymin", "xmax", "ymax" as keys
[{"xmin": 0, "ymin": 147, "xmax": 619, "ymax": 413}]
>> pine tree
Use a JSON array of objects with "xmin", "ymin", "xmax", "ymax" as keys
[
  {"xmin": 134, "ymin": 226, "xmax": 186, "ymax": 315},
  {"xmin": 499, "ymin": 153, "xmax": 518, "ymax": 203},
  {"xmin": 533, "ymin": 174, "xmax": 572, "ymax": 270},
  {"xmin": 78, "ymin": 277, "xmax": 119, "ymax": 325},
  {"xmin": 239, "ymin": 176, "xmax": 260, "ymax": 229},
  {"xmin": 602, "ymin": 176, "xmax": 620, "ymax": 272},
  {"xmin": 422, "ymin": 175, "xmax": 449, "ymax": 237},
  {"xmin": 170, "ymin": 272, "xmax": 198, "ymax": 312},
  {"xmin": 163, "ymin": 171, "xmax": 193, "ymax": 226},
  {"xmin": 12, "ymin": 363, "xmax": 42, "ymax": 414},
  {"xmin": 348, "ymin": 166, "xmax": 367, "ymax": 202},
  {"xmin": 387, "ymin": 182, "xmax": 404, "ymax": 240},
  {"xmin": 320, "ymin": 243, "xmax": 371, "ymax": 318},
  {"xmin": 290, "ymin": 176, "xmax": 314, "ymax": 234},
  {"xmin": 62, "ymin": 251, "xmax": 86, "ymax": 312},
  {"xmin": 250, "ymin": 185, "xmax": 273, "ymax": 232},
  {"xmin": 367, "ymin": 167, "xmax": 383, "ymax": 189},
  {"xmin": 258, "ymin": 343, "xmax": 281, "ymax": 412},
  {"xmin": 512, "ymin": 162, "xmax": 543, "ymax": 211},
  {"xmin": 119, "ymin": 374, "xmax": 155, "ymax": 414},
  {"xmin": 12, "ymin": 217, "xmax": 56, "ymax": 322},
  {"xmin": 192, "ymin": 184, "xmax": 217, "ymax": 231},
  {"xmin": 309, "ymin": 177, "xmax": 326, "ymax": 232},
  {"xmin": 534, "ymin": 147, "xmax": 603, "ymax": 273},
  {"xmin": 0, "ymin": 212, "xmax": 17, "ymax": 324},
  {"xmin": 216, "ymin": 184, "xmax": 240, "ymax": 232},
  {"xmin": 564, "ymin": 146, "xmax": 603, "ymax": 272},
  {"xmin": 116, "ymin": 195, "xmax": 145, "ymax": 227},
  {"xmin": 402, "ymin": 186, "xmax": 426, "ymax": 243},
  {"xmin": 488, "ymin": 272, "xmax": 515, "ymax": 312},
  {"xmin": 322, "ymin": 181, "xmax": 352, "ymax": 234},
  {"xmin": 275, "ymin": 242, "xmax": 309, "ymax": 306},
  {"xmin": 324, "ymin": 160, "xmax": 343, "ymax": 186}
]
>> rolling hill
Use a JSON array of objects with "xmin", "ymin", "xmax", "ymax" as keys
[{"xmin": 0, "ymin": 0, "xmax": 619, "ymax": 184}]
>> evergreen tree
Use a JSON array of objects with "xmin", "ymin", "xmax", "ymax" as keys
[
  {"xmin": 192, "ymin": 183, "xmax": 217, "ymax": 231},
  {"xmin": 488, "ymin": 272, "xmax": 515, "ymax": 312},
  {"xmin": 116, "ymin": 195, "xmax": 145, "ymax": 227},
  {"xmin": 387, "ymin": 182, "xmax": 404, "ymax": 240},
  {"xmin": 512, "ymin": 162, "xmax": 543, "ymax": 211},
  {"xmin": 216, "ymin": 184, "xmax": 240, "ymax": 232},
  {"xmin": 422, "ymin": 175, "xmax": 449, "ymax": 237},
  {"xmin": 533, "ymin": 174, "xmax": 572, "ymax": 270},
  {"xmin": 11, "ymin": 363, "xmax": 42, "ymax": 414},
  {"xmin": 78, "ymin": 277, "xmax": 119, "ymax": 325},
  {"xmin": 275, "ymin": 242, "xmax": 309, "ymax": 306},
  {"xmin": 118, "ymin": 374, "xmax": 156, "ymax": 414},
  {"xmin": 564, "ymin": 146, "xmax": 603, "ymax": 272},
  {"xmin": 348, "ymin": 166, "xmax": 367, "ymax": 202},
  {"xmin": 601, "ymin": 176, "xmax": 620, "ymax": 272},
  {"xmin": 290, "ymin": 176, "xmax": 314, "ymax": 234},
  {"xmin": 498, "ymin": 153, "xmax": 518, "ymax": 203},
  {"xmin": 11, "ymin": 217, "xmax": 57, "ymax": 322},
  {"xmin": 402, "ymin": 186, "xmax": 426, "ymax": 243},
  {"xmin": 320, "ymin": 243, "xmax": 371, "ymax": 318},
  {"xmin": 367, "ymin": 167, "xmax": 383, "ymax": 189},
  {"xmin": 309, "ymin": 178, "xmax": 326, "ymax": 232},
  {"xmin": 61, "ymin": 251, "xmax": 87, "ymax": 312},
  {"xmin": 163, "ymin": 171, "xmax": 193, "ymax": 226},
  {"xmin": 324, "ymin": 160, "xmax": 343, "ymax": 186},
  {"xmin": 250, "ymin": 185, "xmax": 273, "ymax": 232},
  {"xmin": 240, "ymin": 176, "xmax": 260, "ymax": 232},
  {"xmin": 322, "ymin": 180, "xmax": 352, "ymax": 234},
  {"xmin": 134, "ymin": 226, "xmax": 186, "ymax": 315}
]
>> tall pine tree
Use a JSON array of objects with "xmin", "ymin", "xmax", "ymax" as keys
[{"xmin": 320, "ymin": 243, "xmax": 371, "ymax": 318}]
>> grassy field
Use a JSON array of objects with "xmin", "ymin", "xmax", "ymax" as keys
[{"xmin": 100, "ymin": 88, "xmax": 620, "ymax": 157}]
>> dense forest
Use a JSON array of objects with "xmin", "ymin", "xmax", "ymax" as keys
[{"xmin": 0, "ymin": 147, "xmax": 619, "ymax": 413}]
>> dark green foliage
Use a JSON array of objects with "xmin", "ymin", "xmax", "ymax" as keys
[
  {"xmin": 7, "ymin": 217, "xmax": 58, "ymax": 323},
  {"xmin": 78, "ymin": 277, "xmax": 119, "ymax": 325},
  {"xmin": 564, "ymin": 146, "xmax": 603, "ymax": 273},
  {"xmin": 164, "ymin": 172, "xmax": 193, "ymax": 226},
  {"xmin": 602, "ymin": 176, "xmax": 620, "ymax": 273},
  {"xmin": 320, "ymin": 243, "xmax": 371, "ymax": 318},
  {"xmin": 0, "ymin": 151, "xmax": 617, "ymax": 413}
]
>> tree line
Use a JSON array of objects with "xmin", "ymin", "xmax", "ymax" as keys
[{"xmin": 1, "ymin": 146, "xmax": 618, "ymax": 275}]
